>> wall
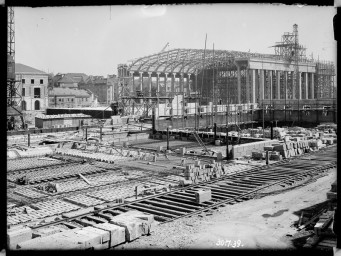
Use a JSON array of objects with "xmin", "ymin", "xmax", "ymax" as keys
[
  {"xmin": 46, "ymin": 108, "xmax": 114, "ymax": 118},
  {"xmin": 155, "ymin": 112, "xmax": 255, "ymax": 130},
  {"xmin": 232, "ymin": 139, "xmax": 279, "ymax": 159}
]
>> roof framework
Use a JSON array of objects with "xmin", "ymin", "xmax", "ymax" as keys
[{"xmin": 127, "ymin": 48, "xmax": 283, "ymax": 75}]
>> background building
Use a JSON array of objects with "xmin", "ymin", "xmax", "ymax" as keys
[
  {"xmin": 15, "ymin": 63, "xmax": 48, "ymax": 112},
  {"xmin": 78, "ymin": 75, "xmax": 117, "ymax": 104},
  {"xmin": 52, "ymin": 73, "xmax": 89, "ymax": 88},
  {"xmin": 48, "ymin": 87, "xmax": 97, "ymax": 108}
]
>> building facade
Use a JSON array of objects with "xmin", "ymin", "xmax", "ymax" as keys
[
  {"xmin": 48, "ymin": 88, "xmax": 97, "ymax": 108},
  {"xmin": 78, "ymin": 75, "xmax": 117, "ymax": 104},
  {"xmin": 53, "ymin": 73, "xmax": 89, "ymax": 88},
  {"xmin": 15, "ymin": 63, "xmax": 49, "ymax": 112}
]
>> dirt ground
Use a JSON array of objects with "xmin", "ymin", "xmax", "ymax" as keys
[{"xmin": 116, "ymin": 168, "xmax": 336, "ymax": 250}]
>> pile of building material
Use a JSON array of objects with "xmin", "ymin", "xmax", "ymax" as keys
[
  {"xmin": 55, "ymin": 148, "xmax": 128, "ymax": 163},
  {"xmin": 327, "ymin": 180, "xmax": 337, "ymax": 200},
  {"xmin": 314, "ymin": 211, "xmax": 334, "ymax": 236},
  {"xmin": 181, "ymin": 161, "xmax": 222, "ymax": 185},
  {"xmin": 9, "ymin": 210, "xmax": 154, "ymax": 250},
  {"xmin": 180, "ymin": 162, "xmax": 251, "ymax": 186}
]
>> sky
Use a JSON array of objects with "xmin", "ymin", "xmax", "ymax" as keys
[{"xmin": 14, "ymin": 4, "xmax": 337, "ymax": 77}]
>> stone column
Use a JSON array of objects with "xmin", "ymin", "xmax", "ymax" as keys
[
  {"xmin": 252, "ymin": 69, "xmax": 256, "ymax": 103},
  {"xmin": 148, "ymin": 72, "xmax": 152, "ymax": 98},
  {"xmin": 284, "ymin": 71, "xmax": 288, "ymax": 100},
  {"xmin": 291, "ymin": 71, "xmax": 297, "ymax": 100},
  {"xmin": 236, "ymin": 65, "xmax": 241, "ymax": 104},
  {"xmin": 311, "ymin": 73, "xmax": 314, "ymax": 99},
  {"xmin": 269, "ymin": 70, "xmax": 273, "ymax": 100},
  {"xmin": 171, "ymin": 73, "xmax": 175, "ymax": 95},
  {"xmin": 156, "ymin": 73, "xmax": 160, "ymax": 95},
  {"xmin": 187, "ymin": 74, "xmax": 191, "ymax": 94},
  {"xmin": 276, "ymin": 71, "xmax": 281, "ymax": 100},
  {"xmin": 259, "ymin": 69, "xmax": 264, "ymax": 101},
  {"xmin": 130, "ymin": 72, "xmax": 134, "ymax": 95},
  {"xmin": 180, "ymin": 73, "xmax": 184, "ymax": 93},
  {"xmin": 245, "ymin": 69, "xmax": 250, "ymax": 103},
  {"xmin": 139, "ymin": 72, "xmax": 143, "ymax": 92},
  {"xmin": 298, "ymin": 72, "xmax": 302, "ymax": 100},
  {"xmin": 305, "ymin": 72, "xmax": 308, "ymax": 99}
]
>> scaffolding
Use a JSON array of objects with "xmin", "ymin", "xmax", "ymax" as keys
[{"xmin": 116, "ymin": 25, "xmax": 336, "ymax": 129}]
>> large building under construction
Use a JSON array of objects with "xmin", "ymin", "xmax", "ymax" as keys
[{"xmin": 115, "ymin": 24, "xmax": 336, "ymax": 129}]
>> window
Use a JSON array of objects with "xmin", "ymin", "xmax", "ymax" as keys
[
  {"xmin": 34, "ymin": 100, "xmax": 40, "ymax": 110},
  {"xmin": 40, "ymin": 79, "xmax": 43, "ymax": 84},
  {"xmin": 22, "ymin": 88, "xmax": 25, "ymax": 96},
  {"xmin": 22, "ymin": 79, "xmax": 25, "ymax": 84},
  {"xmin": 31, "ymin": 79, "xmax": 34, "ymax": 84},
  {"xmin": 71, "ymin": 98, "xmax": 74, "ymax": 102},
  {"xmin": 21, "ymin": 101, "xmax": 27, "ymax": 111},
  {"xmin": 59, "ymin": 99, "xmax": 61, "ymax": 102},
  {"xmin": 51, "ymin": 98, "xmax": 54, "ymax": 102},
  {"xmin": 34, "ymin": 88, "xmax": 41, "ymax": 98}
]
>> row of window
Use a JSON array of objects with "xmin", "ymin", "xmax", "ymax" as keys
[
  {"xmin": 22, "ymin": 79, "xmax": 44, "ymax": 85},
  {"xmin": 21, "ymin": 100, "xmax": 40, "ymax": 111},
  {"xmin": 50, "ymin": 98, "xmax": 74, "ymax": 102},
  {"xmin": 49, "ymin": 98, "xmax": 89, "ymax": 102},
  {"xmin": 22, "ymin": 88, "xmax": 41, "ymax": 98}
]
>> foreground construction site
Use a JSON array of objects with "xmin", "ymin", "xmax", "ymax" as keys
[
  {"xmin": 7, "ymin": 23, "xmax": 337, "ymax": 251},
  {"xmin": 7, "ymin": 122, "xmax": 337, "ymax": 250}
]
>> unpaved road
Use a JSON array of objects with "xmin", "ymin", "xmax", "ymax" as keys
[{"xmin": 115, "ymin": 168, "xmax": 336, "ymax": 250}]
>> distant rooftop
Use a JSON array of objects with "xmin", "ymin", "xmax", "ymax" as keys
[
  {"xmin": 48, "ymin": 87, "xmax": 91, "ymax": 98},
  {"xmin": 15, "ymin": 63, "xmax": 46, "ymax": 74}
]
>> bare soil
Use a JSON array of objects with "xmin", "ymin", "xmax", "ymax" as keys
[{"xmin": 115, "ymin": 168, "xmax": 336, "ymax": 250}]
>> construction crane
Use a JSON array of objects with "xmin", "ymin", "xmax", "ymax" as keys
[
  {"xmin": 160, "ymin": 42, "xmax": 169, "ymax": 52},
  {"xmin": 271, "ymin": 24, "xmax": 306, "ymax": 125},
  {"xmin": 7, "ymin": 7, "xmax": 25, "ymax": 130}
]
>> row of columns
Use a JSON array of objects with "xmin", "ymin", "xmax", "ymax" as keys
[
  {"xmin": 237, "ymin": 69, "xmax": 316, "ymax": 104},
  {"xmin": 127, "ymin": 69, "xmax": 317, "ymax": 104},
  {"xmin": 129, "ymin": 72, "xmax": 194, "ymax": 95}
]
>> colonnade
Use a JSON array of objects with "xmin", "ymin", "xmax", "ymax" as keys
[{"xmin": 126, "ymin": 69, "xmax": 318, "ymax": 104}]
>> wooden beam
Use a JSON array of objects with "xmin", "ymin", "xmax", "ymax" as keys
[
  {"xmin": 124, "ymin": 204, "xmax": 175, "ymax": 220},
  {"xmin": 133, "ymin": 202, "xmax": 187, "ymax": 216},
  {"xmin": 144, "ymin": 199, "xmax": 194, "ymax": 213},
  {"xmin": 153, "ymin": 198, "xmax": 202, "ymax": 210}
]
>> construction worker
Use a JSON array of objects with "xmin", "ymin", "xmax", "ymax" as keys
[{"xmin": 180, "ymin": 158, "xmax": 186, "ymax": 166}]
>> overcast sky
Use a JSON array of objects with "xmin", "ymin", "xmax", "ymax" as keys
[{"xmin": 14, "ymin": 4, "xmax": 336, "ymax": 77}]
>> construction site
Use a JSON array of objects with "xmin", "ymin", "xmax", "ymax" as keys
[{"xmin": 7, "ymin": 6, "xmax": 337, "ymax": 252}]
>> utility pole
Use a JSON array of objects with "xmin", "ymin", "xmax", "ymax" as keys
[{"xmin": 166, "ymin": 126, "xmax": 170, "ymax": 150}]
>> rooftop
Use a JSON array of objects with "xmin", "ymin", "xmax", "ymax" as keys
[
  {"xmin": 48, "ymin": 88, "xmax": 91, "ymax": 98},
  {"xmin": 15, "ymin": 63, "xmax": 46, "ymax": 74}
]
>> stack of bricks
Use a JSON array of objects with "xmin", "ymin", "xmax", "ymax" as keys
[
  {"xmin": 308, "ymin": 139, "xmax": 325, "ymax": 150},
  {"xmin": 13, "ymin": 188, "xmax": 47, "ymax": 199},
  {"xmin": 181, "ymin": 161, "xmax": 245, "ymax": 185},
  {"xmin": 7, "ymin": 206, "xmax": 51, "ymax": 226},
  {"xmin": 7, "ymin": 164, "xmax": 107, "ymax": 183},
  {"xmin": 30, "ymin": 199, "xmax": 80, "ymax": 216},
  {"xmin": 63, "ymin": 194, "xmax": 107, "ymax": 207},
  {"xmin": 270, "ymin": 141, "xmax": 312, "ymax": 159},
  {"xmin": 86, "ymin": 183, "xmax": 140, "ymax": 202},
  {"xmin": 55, "ymin": 148, "xmax": 129, "ymax": 163},
  {"xmin": 7, "ymin": 157, "xmax": 64, "ymax": 172},
  {"xmin": 35, "ymin": 173, "xmax": 128, "ymax": 194}
]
